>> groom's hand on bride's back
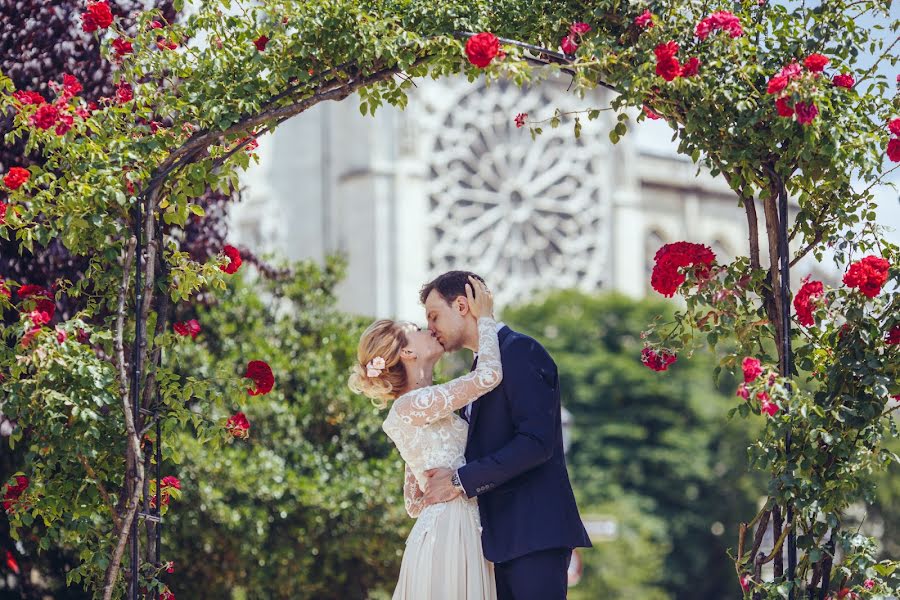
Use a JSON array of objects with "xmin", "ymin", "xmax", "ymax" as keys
[{"xmin": 422, "ymin": 468, "xmax": 461, "ymax": 506}]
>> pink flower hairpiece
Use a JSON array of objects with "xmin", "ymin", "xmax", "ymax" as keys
[{"xmin": 366, "ymin": 356, "xmax": 386, "ymax": 378}]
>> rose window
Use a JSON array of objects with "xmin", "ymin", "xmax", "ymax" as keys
[{"xmin": 416, "ymin": 78, "xmax": 612, "ymax": 306}]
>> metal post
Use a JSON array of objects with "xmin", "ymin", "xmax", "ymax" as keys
[
  {"xmin": 130, "ymin": 194, "xmax": 143, "ymax": 600},
  {"xmin": 155, "ymin": 382, "xmax": 162, "ymax": 600},
  {"xmin": 776, "ymin": 178, "xmax": 797, "ymax": 598}
]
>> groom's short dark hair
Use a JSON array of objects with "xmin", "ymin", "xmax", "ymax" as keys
[{"xmin": 419, "ymin": 271, "xmax": 486, "ymax": 305}]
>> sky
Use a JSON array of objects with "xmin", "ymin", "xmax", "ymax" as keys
[{"xmin": 846, "ymin": 5, "xmax": 899, "ymax": 245}]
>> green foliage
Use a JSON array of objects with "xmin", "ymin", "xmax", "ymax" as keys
[
  {"xmin": 162, "ymin": 258, "xmax": 407, "ymax": 599},
  {"xmin": 568, "ymin": 496, "xmax": 671, "ymax": 600}
]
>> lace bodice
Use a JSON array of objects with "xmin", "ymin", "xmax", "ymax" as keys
[{"xmin": 383, "ymin": 317, "xmax": 502, "ymax": 517}]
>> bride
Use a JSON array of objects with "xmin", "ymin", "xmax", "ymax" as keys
[{"xmin": 348, "ymin": 277, "xmax": 500, "ymax": 600}]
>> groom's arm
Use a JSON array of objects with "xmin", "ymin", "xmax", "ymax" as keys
[{"xmin": 456, "ymin": 338, "xmax": 558, "ymax": 497}]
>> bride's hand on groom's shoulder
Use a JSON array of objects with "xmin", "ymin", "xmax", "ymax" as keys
[{"xmin": 466, "ymin": 276, "xmax": 494, "ymax": 320}]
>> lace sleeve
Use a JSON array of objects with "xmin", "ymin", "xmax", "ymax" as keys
[
  {"xmin": 391, "ymin": 317, "xmax": 502, "ymax": 427},
  {"xmin": 403, "ymin": 463, "xmax": 425, "ymax": 518}
]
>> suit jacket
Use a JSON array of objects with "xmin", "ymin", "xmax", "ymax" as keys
[{"xmin": 457, "ymin": 325, "xmax": 592, "ymax": 563}]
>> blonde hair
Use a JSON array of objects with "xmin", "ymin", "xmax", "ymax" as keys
[{"xmin": 347, "ymin": 319, "xmax": 410, "ymax": 409}]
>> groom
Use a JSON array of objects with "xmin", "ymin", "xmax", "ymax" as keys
[{"xmin": 420, "ymin": 271, "xmax": 591, "ymax": 600}]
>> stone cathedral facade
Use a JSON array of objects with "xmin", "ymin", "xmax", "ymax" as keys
[{"xmin": 232, "ymin": 75, "xmax": 812, "ymax": 322}]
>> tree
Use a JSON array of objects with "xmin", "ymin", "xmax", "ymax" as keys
[
  {"xmin": 0, "ymin": 0, "xmax": 897, "ymax": 598},
  {"xmin": 503, "ymin": 290, "xmax": 766, "ymax": 599}
]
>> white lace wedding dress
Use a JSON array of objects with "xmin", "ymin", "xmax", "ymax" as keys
[{"xmin": 382, "ymin": 317, "xmax": 502, "ymax": 600}]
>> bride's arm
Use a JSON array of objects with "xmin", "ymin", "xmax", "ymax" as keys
[
  {"xmin": 403, "ymin": 463, "xmax": 425, "ymax": 518},
  {"xmin": 391, "ymin": 317, "xmax": 502, "ymax": 427}
]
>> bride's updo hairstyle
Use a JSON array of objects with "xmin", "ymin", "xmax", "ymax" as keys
[{"xmin": 348, "ymin": 319, "xmax": 410, "ymax": 409}]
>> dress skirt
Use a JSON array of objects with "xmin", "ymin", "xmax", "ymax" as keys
[{"xmin": 392, "ymin": 495, "xmax": 496, "ymax": 600}]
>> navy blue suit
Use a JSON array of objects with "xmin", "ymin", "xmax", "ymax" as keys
[{"xmin": 457, "ymin": 325, "xmax": 591, "ymax": 599}]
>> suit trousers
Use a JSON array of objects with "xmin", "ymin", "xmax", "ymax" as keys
[{"xmin": 494, "ymin": 547, "xmax": 572, "ymax": 600}]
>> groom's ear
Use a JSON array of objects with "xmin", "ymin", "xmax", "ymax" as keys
[{"xmin": 454, "ymin": 295, "xmax": 471, "ymax": 316}]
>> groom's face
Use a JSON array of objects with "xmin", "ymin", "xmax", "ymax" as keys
[{"xmin": 424, "ymin": 290, "xmax": 467, "ymax": 353}]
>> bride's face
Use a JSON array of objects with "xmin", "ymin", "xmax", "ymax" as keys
[{"xmin": 402, "ymin": 324, "xmax": 444, "ymax": 363}]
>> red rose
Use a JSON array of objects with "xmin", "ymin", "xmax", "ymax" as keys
[
  {"xmin": 173, "ymin": 319, "xmax": 201, "ymax": 339},
  {"xmin": 654, "ymin": 41, "xmax": 678, "ymax": 60},
  {"xmin": 803, "ymin": 53, "xmax": 829, "ymax": 72},
  {"xmin": 864, "ymin": 580, "xmax": 875, "ymax": 590},
  {"xmin": 2, "ymin": 476, "xmax": 29, "ymax": 512},
  {"xmin": 779, "ymin": 62, "xmax": 803, "ymax": 79},
  {"xmin": 736, "ymin": 383, "xmax": 750, "ymax": 400},
  {"xmin": 112, "ymin": 37, "xmax": 134, "ymax": 57},
  {"xmin": 221, "ymin": 245, "xmax": 242, "ymax": 274},
  {"xmin": 17, "ymin": 284, "xmax": 51, "ymax": 299},
  {"xmin": 465, "ymin": 32, "xmax": 500, "ymax": 68},
  {"xmin": 832, "ymin": 73, "xmax": 854, "ymax": 88},
  {"xmin": 20, "ymin": 326, "xmax": 41, "ymax": 348},
  {"xmin": 161, "ymin": 476, "xmax": 180, "ymax": 490},
  {"xmin": 34, "ymin": 298, "xmax": 55, "ymax": 321},
  {"xmin": 650, "ymin": 241, "xmax": 716, "ymax": 297},
  {"xmin": 560, "ymin": 35, "xmax": 579, "ymax": 55},
  {"xmin": 514, "ymin": 113, "xmax": 527, "ymax": 128},
  {"xmin": 0, "ymin": 202, "xmax": 6, "ymax": 226},
  {"xmin": 254, "ymin": 35, "xmax": 269, "ymax": 51},
  {"xmin": 775, "ymin": 96, "xmax": 794, "ymax": 117},
  {"xmin": 654, "ymin": 42, "xmax": 682, "ymax": 81},
  {"xmin": 160, "ymin": 589, "xmax": 175, "ymax": 600},
  {"xmin": 115, "ymin": 82, "xmax": 133, "ymax": 104},
  {"xmin": 150, "ymin": 20, "xmax": 164, "ymax": 29},
  {"xmin": 886, "ymin": 325, "xmax": 900, "ymax": 345},
  {"xmin": 680, "ymin": 57, "xmax": 700, "ymax": 77},
  {"xmin": 4, "ymin": 550, "xmax": 19, "ymax": 575},
  {"xmin": 55, "ymin": 113, "xmax": 74, "ymax": 136},
  {"xmin": 12, "ymin": 90, "xmax": 45, "ymax": 105},
  {"xmin": 635, "ymin": 9, "xmax": 654, "ymax": 29},
  {"xmin": 61, "ymin": 74, "xmax": 82, "ymax": 97},
  {"xmin": 641, "ymin": 347, "xmax": 677, "ymax": 372},
  {"xmin": 245, "ymin": 360, "xmax": 274, "ymax": 396},
  {"xmin": 643, "ymin": 105, "xmax": 662, "ymax": 120},
  {"xmin": 767, "ymin": 74, "xmax": 789, "ymax": 95},
  {"xmin": 768, "ymin": 61, "xmax": 803, "ymax": 94},
  {"xmin": 843, "ymin": 255, "xmax": 890, "ymax": 298},
  {"xmin": 889, "ymin": 118, "xmax": 900, "ymax": 136},
  {"xmin": 793, "ymin": 278, "xmax": 824, "ymax": 326},
  {"xmin": 81, "ymin": 1, "xmax": 114, "ymax": 33},
  {"xmin": 758, "ymin": 393, "xmax": 779, "ymax": 417},
  {"xmin": 4, "ymin": 167, "xmax": 30, "ymax": 190},
  {"xmin": 695, "ymin": 11, "xmax": 743, "ymax": 40},
  {"xmin": 56, "ymin": 328, "xmax": 67, "ymax": 344},
  {"xmin": 29, "ymin": 104, "xmax": 59, "ymax": 130},
  {"xmin": 889, "ymin": 138, "xmax": 900, "ymax": 162},
  {"xmin": 742, "ymin": 357, "xmax": 763, "ymax": 383},
  {"xmin": 29, "ymin": 309, "xmax": 51, "ymax": 326},
  {"xmin": 226, "ymin": 412, "xmax": 251, "ymax": 439},
  {"xmin": 794, "ymin": 101, "xmax": 818, "ymax": 125},
  {"xmin": 569, "ymin": 22, "xmax": 592, "ymax": 36}
]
